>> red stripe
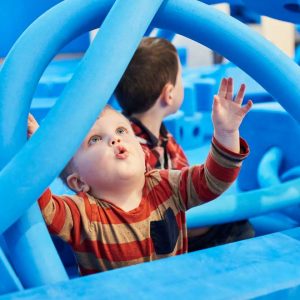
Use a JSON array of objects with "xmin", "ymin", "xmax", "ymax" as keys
[
  {"xmin": 75, "ymin": 173, "xmax": 173, "ymax": 225},
  {"xmin": 213, "ymin": 136, "xmax": 249, "ymax": 158},
  {"xmin": 147, "ymin": 170, "xmax": 173, "ymax": 207},
  {"xmin": 75, "ymin": 237, "xmax": 155, "ymax": 261},
  {"xmin": 207, "ymin": 153, "xmax": 240, "ymax": 182},
  {"xmin": 179, "ymin": 167, "xmax": 189, "ymax": 207},
  {"xmin": 38, "ymin": 188, "xmax": 52, "ymax": 209}
]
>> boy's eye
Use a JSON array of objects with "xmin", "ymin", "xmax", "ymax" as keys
[
  {"xmin": 88, "ymin": 135, "xmax": 102, "ymax": 145},
  {"xmin": 116, "ymin": 127, "xmax": 128, "ymax": 135}
]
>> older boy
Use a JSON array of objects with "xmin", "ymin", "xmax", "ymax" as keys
[
  {"xmin": 28, "ymin": 78, "xmax": 252, "ymax": 275},
  {"xmin": 115, "ymin": 37, "xmax": 254, "ymax": 251}
]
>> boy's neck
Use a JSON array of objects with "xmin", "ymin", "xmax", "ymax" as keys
[
  {"xmin": 90, "ymin": 175, "xmax": 145, "ymax": 212},
  {"xmin": 131, "ymin": 112, "xmax": 164, "ymax": 139}
]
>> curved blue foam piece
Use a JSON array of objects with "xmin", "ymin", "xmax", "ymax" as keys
[
  {"xmin": 0, "ymin": 0, "xmax": 114, "ymax": 166},
  {"xmin": 187, "ymin": 177, "xmax": 300, "ymax": 228},
  {"xmin": 238, "ymin": 103, "xmax": 300, "ymax": 191},
  {"xmin": 257, "ymin": 147, "xmax": 282, "ymax": 188},
  {"xmin": 153, "ymin": 0, "xmax": 300, "ymax": 121}
]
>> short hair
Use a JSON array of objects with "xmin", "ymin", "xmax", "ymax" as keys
[
  {"xmin": 115, "ymin": 37, "xmax": 179, "ymax": 115},
  {"xmin": 59, "ymin": 158, "xmax": 75, "ymax": 187}
]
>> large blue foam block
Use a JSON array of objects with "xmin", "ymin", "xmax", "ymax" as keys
[{"xmin": 3, "ymin": 228, "xmax": 300, "ymax": 299}]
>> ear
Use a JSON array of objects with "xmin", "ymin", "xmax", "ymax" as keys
[
  {"xmin": 66, "ymin": 173, "xmax": 90, "ymax": 193},
  {"xmin": 160, "ymin": 82, "xmax": 174, "ymax": 106}
]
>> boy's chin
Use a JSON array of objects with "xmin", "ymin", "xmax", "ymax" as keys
[{"xmin": 118, "ymin": 167, "xmax": 144, "ymax": 180}]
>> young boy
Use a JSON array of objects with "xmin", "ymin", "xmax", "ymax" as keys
[
  {"xmin": 28, "ymin": 77, "xmax": 252, "ymax": 276},
  {"xmin": 115, "ymin": 37, "xmax": 255, "ymax": 251}
]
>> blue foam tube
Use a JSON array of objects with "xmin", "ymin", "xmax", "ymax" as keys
[
  {"xmin": 187, "ymin": 177, "xmax": 300, "ymax": 228},
  {"xmin": 257, "ymin": 147, "xmax": 283, "ymax": 188}
]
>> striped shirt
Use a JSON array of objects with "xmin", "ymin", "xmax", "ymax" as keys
[{"xmin": 38, "ymin": 137, "xmax": 249, "ymax": 275}]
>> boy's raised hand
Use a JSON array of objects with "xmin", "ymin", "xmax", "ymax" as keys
[
  {"xmin": 27, "ymin": 113, "xmax": 39, "ymax": 138},
  {"xmin": 212, "ymin": 77, "xmax": 252, "ymax": 152}
]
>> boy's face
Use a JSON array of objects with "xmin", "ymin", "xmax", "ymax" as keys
[{"xmin": 72, "ymin": 108, "xmax": 145, "ymax": 193}]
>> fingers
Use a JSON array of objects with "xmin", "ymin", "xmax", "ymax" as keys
[
  {"xmin": 218, "ymin": 77, "xmax": 234, "ymax": 101},
  {"xmin": 241, "ymin": 100, "xmax": 253, "ymax": 115},
  {"xmin": 218, "ymin": 78, "xmax": 228, "ymax": 99},
  {"xmin": 225, "ymin": 77, "xmax": 233, "ymax": 100},
  {"xmin": 234, "ymin": 83, "xmax": 246, "ymax": 105}
]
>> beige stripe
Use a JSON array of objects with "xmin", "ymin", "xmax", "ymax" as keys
[
  {"xmin": 211, "ymin": 147, "xmax": 243, "ymax": 169},
  {"xmin": 204, "ymin": 167, "xmax": 232, "ymax": 195},
  {"xmin": 42, "ymin": 200, "xmax": 56, "ymax": 225},
  {"xmin": 42, "ymin": 198, "xmax": 73, "ymax": 242},
  {"xmin": 168, "ymin": 167, "xmax": 212, "ymax": 210},
  {"xmin": 168, "ymin": 169, "xmax": 188, "ymax": 211},
  {"xmin": 43, "ymin": 194, "xmax": 96, "ymax": 242},
  {"xmin": 188, "ymin": 168, "xmax": 207, "ymax": 208}
]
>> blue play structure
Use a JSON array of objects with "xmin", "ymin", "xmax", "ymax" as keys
[{"xmin": 1, "ymin": 0, "xmax": 300, "ymax": 298}]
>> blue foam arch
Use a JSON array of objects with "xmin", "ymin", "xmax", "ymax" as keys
[{"xmin": 153, "ymin": 0, "xmax": 300, "ymax": 121}]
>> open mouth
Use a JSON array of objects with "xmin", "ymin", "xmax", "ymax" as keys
[{"xmin": 115, "ymin": 146, "xmax": 128, "ymax": 159}]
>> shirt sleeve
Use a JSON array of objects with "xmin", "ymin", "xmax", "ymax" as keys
[
  {"xmin": 168, "ymin": 137, "xmax": 249, "ymax": 211},
  {"xmin": 167, "ymin": 135, "xmax": 189, "ymax": 170},
  {"xmin": 38, "ymin": 188, "xmax": 81, "ymax": 244}
]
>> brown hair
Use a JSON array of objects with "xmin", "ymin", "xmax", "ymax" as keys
[
  {"xmin": 115, "ymin": 37, "xmax": 179, "ymax": 115},
  {"xmin": 59, "ymin": 159, "xmax": 75, "ymax": 187}
]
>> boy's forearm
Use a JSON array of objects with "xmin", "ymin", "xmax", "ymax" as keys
[
  {"xmin": 213, "ymin": 129, "xmax": 240, "ymax": 153},
  {"xmin": 38, "ymin": 189, "xmax": 74, "ymax": 241}
]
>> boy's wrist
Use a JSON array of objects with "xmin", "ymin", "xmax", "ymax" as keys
[
  {"xmin": 213, "ymin": 130, "xmax": 240, "ymax": 153},
  {"xmin": 212, "ymin": 136, "xmax": 249, "ymax": 158}
]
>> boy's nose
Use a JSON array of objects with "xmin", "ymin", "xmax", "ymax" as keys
[{"xmin": 109, "ymin": 137, "xmax": 121, "ymax": 146}]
